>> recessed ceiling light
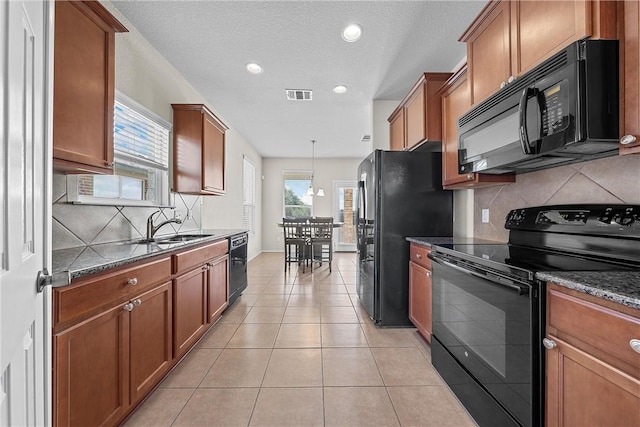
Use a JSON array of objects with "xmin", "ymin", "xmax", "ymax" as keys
[
  {"xmin": 246, "ymin": 62, "xmax": 263, "ymax": 74},
  {"xmin": 333, "ymin": 85, "xmax": 348, "ymax": 94},
  {"xmin": 342, "ymin": 23, "xmax": 363, "ymax": 42}
]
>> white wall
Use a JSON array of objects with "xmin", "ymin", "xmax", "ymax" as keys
[
  {"xmin": 262, "ymin": 157, "xmax": 362, "ymax": 252},
  {"xmin": 104, "ymin": 1, "xmax": 263, "ymax": 259},
  {"xmin": 372, "ymin": 100, "xmax": 399, "ymax": 151}
]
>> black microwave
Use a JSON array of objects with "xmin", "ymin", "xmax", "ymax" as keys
[{"xmin": 458, "ymin": 39, "xmax": 619, "ymax": 175}]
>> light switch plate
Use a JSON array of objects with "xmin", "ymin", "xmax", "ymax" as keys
[{"xmin": 482, "ymin": 209, "xmax": 490, "ymax": 223}]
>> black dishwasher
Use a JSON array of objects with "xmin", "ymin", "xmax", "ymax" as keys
[{"xmin": 228, "ymin": 232, "xmax": 248, "ymax": 305}]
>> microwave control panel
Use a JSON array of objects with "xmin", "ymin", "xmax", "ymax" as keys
[{"xmin": 541, "ymin": 80, "xmax": 569, "ymax": 137}]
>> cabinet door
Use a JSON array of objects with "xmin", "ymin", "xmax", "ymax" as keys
[
  {"xmin": 202, "ymin": 114, "xmax": 226, "ymax": 194},
  {"xmin": 173, "ymin": 266, "xmax": 208, "ymax": 357},
  {"xmin": 511, "ymin": 1, "xmax": 591, "ymax": 77},
  {"xmin": 129, "ymin": 282, "xmax": 173, "ymax": 404},
  {"xmin": 54, "ymin": 304, "xmax": 129, "ymax": 426},
  {"xmin": 463, "ymin": 1, "xmax": 511, "ymax": 105},
  {"xmin": 405, "ymin": 84, "xmax": 425, "ymax": 149},
  {"xmin": 389, "ymin": 109, "xmax": 405, "ymax": 151},
  {"xmin": 621, "ymin": 0, "xmax": 640, "ymax": 155},
  {"xmin": 207, "ymin": 255, "xmax": 229, "ymax": 323},
  {"xmin": 408, "ymin": 261, "xmax": 431, "ymax": 342},
  {"xmin": 545, "ymin": 335, "xmax": 640, "ymax": 427},
  {"xmin": 53, "ymin": 1, "xmax": 125, "ymax": 174}
]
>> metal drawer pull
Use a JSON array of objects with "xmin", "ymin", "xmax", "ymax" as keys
[
  {"xmin": 426, "ymin": 272, "xmax": 431, "ymax": 278},
  {"xmin": 620, "ymin": 135, "xmax": 637, "ymax": 145},
  {"xmin": 630, "ymin": 339, "xmax": 640, "ymax": 353},
  {"xmin": 132, "ymin": 298, "xmax": 142, "ymax": 307},
  {"xmin": 127, "ymin": 278, "xmax": 138, "ymax": 286},
  {"xmin": 543, "ymin": 338, "xmax": 557, "ymax": 350},
  {"xmin": 123, "ymin": 302, "xmax": 134, "ymax": 312},
  {"xmin": 416, "ymin": 253, "xmax": 422, "ymax": 259}
]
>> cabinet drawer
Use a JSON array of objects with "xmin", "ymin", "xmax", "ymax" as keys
[
  {"xmin": 173, "ymin": 239, "xmax": 228, "ymax": 274},
  {"xmin": 409, "ymin": 244, "xmax": 431, "ymax": 270},
  {"xmin": 547, "ymin": 288, "xmax": 640, "ymax": 375},
  {"xmin": 54, "ymin": 256, "xmax": 171, "ymax": 329}
]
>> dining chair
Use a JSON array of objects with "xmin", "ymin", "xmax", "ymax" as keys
[
  {"xmin": 308, "ymin": 217, "xmax": 334, "ymax": 272},
  {"xmin": 282, "ymin": 217, "xmax": 309, "ymax": 273}
]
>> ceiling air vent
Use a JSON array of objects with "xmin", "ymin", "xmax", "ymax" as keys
[
  {"xmin": 286, "ymin": 89, "xmax": 313, "ymax": 101},
  {"xmin": 360, "ymin": 134, "xmax": 371, "ymax": 143}
]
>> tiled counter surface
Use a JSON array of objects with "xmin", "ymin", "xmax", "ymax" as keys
[
  {"xmin": 52, "ymin": 228, "xmax": 247, "ymax": 284},
  {"xmin": 537, "ymin": 271, "xmax": 640, "ymax": 310}
]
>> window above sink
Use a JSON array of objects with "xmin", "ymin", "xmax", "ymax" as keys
[{"xmin": 67, "ymin": 92, "xmax": 173, "ymax": 207}]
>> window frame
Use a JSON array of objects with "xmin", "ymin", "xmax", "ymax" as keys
[
  {"xmin": 282, "ymin": 170, "xmax": 313, "ymax": 219},
  {"xmin": 67, "ymin": 92, "xmax": 173, "ymax": 207}
]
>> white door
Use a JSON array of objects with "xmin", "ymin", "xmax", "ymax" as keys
[
  {"xmin": 1, "ymin": 0, "xmax": 52, "ymax": 425},
  {"xmin": 333, "ymin": 181, "xmax": 357, "ymax": 252}
]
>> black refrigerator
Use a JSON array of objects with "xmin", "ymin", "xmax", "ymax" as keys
[{"xmin": 356, "ymin": 149, "xmax": 453, "ymax": 327}]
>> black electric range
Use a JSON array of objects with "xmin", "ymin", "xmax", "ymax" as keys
[{"xmin": 428, "ymin": 204, "xmax": 640, "ymax": 427}]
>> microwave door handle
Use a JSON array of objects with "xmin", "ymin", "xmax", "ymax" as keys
[{"xmin": 518, "ymin": 87, "xmax": 539, "ymax": 155}]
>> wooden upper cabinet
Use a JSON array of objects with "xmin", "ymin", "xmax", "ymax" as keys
[
  {"xmin": 388, "ymin": 73, "xmax": 452, "ymax": 151},
  {"xmin": 389, "ymin": 108, "xmax": 405, "ymax": 151},
  {"xmin": 438, "ymin": 66, "xmax": 515, "ymax": 189},
  {"xmin": 53, "ymin": 1, "xmax": 127, "ymax": 174},
  {"xmin": 620, "ymin": 0, "xmax": 640, "ymax": 155},
  {"xmin": 172, "ymin": 104, "xmax": 228, "ymax": 195},
  {"xmin": 461, "ymin": 1, "xmax": 512, "ymax": 106},
  {"xmin": 461, "ymin": 0, "xmax": 616, "ymax": 106}
]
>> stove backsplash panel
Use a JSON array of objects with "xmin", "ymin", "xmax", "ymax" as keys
[
  {"xmin": 474, "ymin": 155, "xmax": 640, "ymax": 242},
  {"xmin": 52, "ymin": 174, "xmax": 202, "ymax": 250}
]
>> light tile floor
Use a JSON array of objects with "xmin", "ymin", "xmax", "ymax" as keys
[{"xmin": 124, "ymin": 252, "xmax": 476, "ymax": 427}]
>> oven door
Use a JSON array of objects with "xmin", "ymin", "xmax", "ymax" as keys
[{"xmin": 430, "ymin": 252, "xmax": 541, "ymax": 427}]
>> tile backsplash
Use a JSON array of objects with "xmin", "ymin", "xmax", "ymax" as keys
[
  {"xmin": 52, "ymin": 174, "xmax": 202, "ymax": 250},
  {"xmin": 474, "ymin": 155, "xmax": 640, "ymax": 242}
]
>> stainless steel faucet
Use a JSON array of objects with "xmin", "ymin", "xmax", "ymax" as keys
[{"xmin": 146, "ymin": 210, "xmax": 182, "ymax": 240}]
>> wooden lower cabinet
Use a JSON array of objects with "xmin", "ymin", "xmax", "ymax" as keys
[
  {"xmin": 545, "ymin": 284, "xmax": 640, "ymax": 426},
  {"xmin": 408, "ymin": 243, "xmax": 433, "ymax": 342},
  {"xmin": 545, "ymin": 335, "xmax": 640, "ymax": 427},
  {"xmin": 54, "ymin": 304, "xmax": 129, "ymax": 427},
  {"xmin": 129, "ymin": 282, "xmax": 173, "ymax": 403},
  {"xmin": 408, "ymin": 261, "xmax": 432, "ymax": 342},
  {"xmin": 173, "ymin": 266, "xmax": 208, "ymax": 358},
  {"xmin": 207, "ymin": 254, "xmax": 230, "ymax": 324},
  {"xmin": 620, "ymin": 0, "xmax": 640, "ymax": 155}
]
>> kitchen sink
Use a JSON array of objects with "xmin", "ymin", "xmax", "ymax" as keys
[{"xmin": 130, "ymin": 234, "xmax": 215, "ymax": 245}]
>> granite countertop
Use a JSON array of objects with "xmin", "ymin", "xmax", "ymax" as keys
[
  {"xmin": 537, "ymin": 271, "xmax": 640, "ymax": 310},
  {"xmin": 52, "ymin": 229, "xmax": 247, "ymax": 285},
  {"xmin": 406, "ymin": 236, "xmax": 504, "ymax": 247}
]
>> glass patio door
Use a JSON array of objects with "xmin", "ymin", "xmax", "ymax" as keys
[{"xmin": 333, "ymin": 181, "xmax": 357, "ymax": 252}]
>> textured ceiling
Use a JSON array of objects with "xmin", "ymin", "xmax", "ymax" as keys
[{"xmin": 111, "ymin": 1, "xmax": 486, "ymax": 159}]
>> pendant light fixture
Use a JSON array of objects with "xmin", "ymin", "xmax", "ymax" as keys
[{"xmin": 305, "ymin": 139, "xmax": 325, "ymax": 197}]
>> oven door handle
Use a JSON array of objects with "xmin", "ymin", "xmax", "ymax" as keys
[{"xmin": 429, "ymin": 253, "xmax": 529, "ymax": 296}]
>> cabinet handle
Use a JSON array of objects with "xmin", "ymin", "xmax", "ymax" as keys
[
  {"xmin": 507, "ymin": 75, "xmax": 515, "ymax": 84},
  {"xmin": 132, "ymin": 298, "xmax": 142, "ymax": 307},
  {"xmin": 203, "ymin": 265, "xmax": 210, "ymax": 271},
  {"xmin": 416, "ymin": 253, "xmax": 422, "ymax": 259},
  {"xmin": 500, "ymin": 81, "xmax": 506, "ymax": 89},
  {"xmin": 630, "ymin": 339, "xmax": 640, "ymax": 354},
  {"xmin": 466, "ymin": 173, "xmax": 474, "ymax": 180},
  {"xmin": 620, "ymin": 135, "xmax": 637, "ymax": 145},
  {"xmin": 426, "ymin": 272, "xmax": 431, "ymax": 278},
  {"xmin": 127, "ymin": 278, "xmax": 138, "ymax": 286},
  {"xmin": 123, "ymin": 302, "xmax": 134, "ymax": 312},
  {"xmin": 543, "ymin": 338, "xmax": 557, "ymax": 350}
]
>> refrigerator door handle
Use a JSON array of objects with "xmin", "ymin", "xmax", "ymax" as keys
[{"xmin": 357, "ymin": 180, "xmax": 366, "ymax": 259}]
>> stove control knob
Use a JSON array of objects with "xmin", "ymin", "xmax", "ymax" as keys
[{"xmin": 543, "ymin": 338, "xmax": 557, "ymax": 350}]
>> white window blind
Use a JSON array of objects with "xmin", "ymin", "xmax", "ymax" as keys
[
  {"xmin": 114, "ymin": 99, "xmax": 169, "ymax": 170},
  {"xmin": 243, "ymin": 156, "xmax": 256, "ymax": 234}
]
